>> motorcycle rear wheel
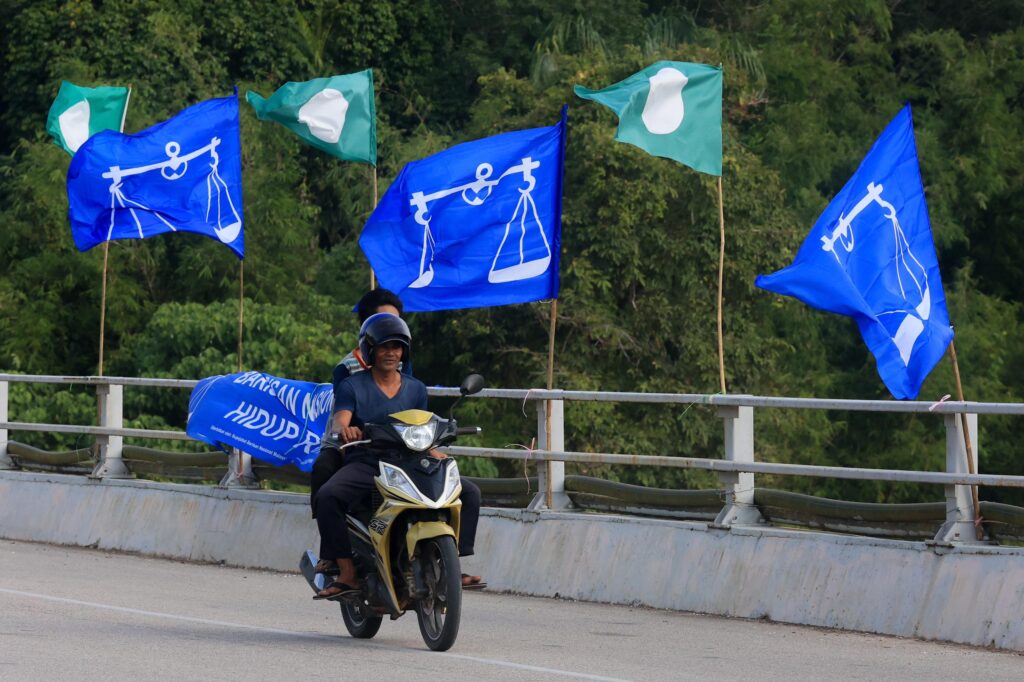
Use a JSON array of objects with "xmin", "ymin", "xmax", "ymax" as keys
[
  {"xmin": 414, "ymin": 535, "xmax": 462, "ymax": 651},
  {"xmin": 341, "ymin": 600, "xmax": 383, "ymax": 639}
]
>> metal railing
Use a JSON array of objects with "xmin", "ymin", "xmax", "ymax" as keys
[{"xmin": 3, "ymin": 373, "xmax": 1024, "ymax": 545}]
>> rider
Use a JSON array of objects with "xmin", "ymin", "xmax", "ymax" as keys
[{"xmin": 312, "ymin": 313, "xmax": 482, "ymax": 599}]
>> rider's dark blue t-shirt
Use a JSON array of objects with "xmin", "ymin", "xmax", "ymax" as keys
[
  {"xmin": 333, "ymin": 369, "xmax": 427, "ymax": 423},
  {"xmin": 331, "ymin": 348, "xmax": 413, "ymax": 406},
  {"xmin": 333, "ymin": 371, "xmax": 428, "ymax": 464}
]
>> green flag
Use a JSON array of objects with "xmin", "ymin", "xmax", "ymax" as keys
[
  {"xmin": 575, "ymin": 61, "xmax": 722, "ymax": 175},
  {"xmin": 246, "ymin": 70, "xmax": 376, "ymax": 165},
  {"xmin": 46, "ymin": 81, "xmax": 130, "ymax": 156}
]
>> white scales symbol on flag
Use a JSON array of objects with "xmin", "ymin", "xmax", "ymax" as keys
[
  {"xmin": 407, "ymin": 157, "xmax": 552, "ymax": 288},
  {"xmin": 101, "ymin": 138, "xmax": 241, "ymax": 245},
  {"xmin": 820, "ymin": 182, "xmax": 932, "ymax": 366}
]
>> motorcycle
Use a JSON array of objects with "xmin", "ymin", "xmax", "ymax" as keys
[{"xmin": 300, "ymin": 373, "xmax": 484, "ymax": 651}]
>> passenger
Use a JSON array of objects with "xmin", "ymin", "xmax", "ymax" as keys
[{"xmin": 331, "ymin": 287, "xmax": 410, "ymax": 389}]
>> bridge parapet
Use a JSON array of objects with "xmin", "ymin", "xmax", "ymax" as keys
[{"xmin": 3, "ymin": 373, "xmax": 1024, "ymax": 545}]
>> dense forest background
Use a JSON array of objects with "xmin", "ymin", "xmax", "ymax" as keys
[{"xmin": 1, "ymin": 0, "xmax": 1022, "ymax": 504}]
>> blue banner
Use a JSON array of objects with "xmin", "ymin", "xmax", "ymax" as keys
[
  {"xmin": 186, "ymin": 372, "xmax": 333, "ymax": 472},
  {"xmin": 756, "ymin": 105, "xmax": 953, "ymax": 399},
  {"xmin": 360, "ymin": 108, "xmax": 567, "ymax": 312},
  {"xmin": 67, "ymin": 94, "xmax": 244, "ymax": 259}
]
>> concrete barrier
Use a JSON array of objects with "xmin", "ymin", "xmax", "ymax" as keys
[
  {"xmin": 2, "ymin": 470, "xmax": 1022, "ymax": 651},
  {"xmin": 0, "ymin": 471, "xmax": 317, "ymax": 570}
]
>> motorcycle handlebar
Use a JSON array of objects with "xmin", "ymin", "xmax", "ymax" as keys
[
  {"xmin": 321, "ymin": 437, "xmax": 371, "ymax": 450},
  {"xmin": 455, "ymin": 426, "xmax": 482, "ymax": 436}
]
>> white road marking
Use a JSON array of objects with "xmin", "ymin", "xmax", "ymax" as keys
[{"xmin": 0, "ymin": 587, "xmax": 632, "ymax": 682}]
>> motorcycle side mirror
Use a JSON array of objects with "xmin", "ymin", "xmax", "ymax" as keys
[
  {"xmin": 459, "ymin": 374, "xmax": 485, "ymax": 396},
  {"xmin": 450, "ymin": 374, "xmax": 485, "ymax": 419}
]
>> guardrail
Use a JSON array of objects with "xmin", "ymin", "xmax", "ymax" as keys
[{"xmin": 3, "ymin": 372, "xmax": 1024, "ymax": 545}]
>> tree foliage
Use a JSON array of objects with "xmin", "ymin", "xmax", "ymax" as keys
[{"xmin": 1, "ymin": 0, "xmax": 1022, "ymax": 503}]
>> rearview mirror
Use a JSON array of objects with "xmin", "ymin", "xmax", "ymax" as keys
[{"xmin": 459, "ymin": 374, "xmax": 485, "ymax": 396}]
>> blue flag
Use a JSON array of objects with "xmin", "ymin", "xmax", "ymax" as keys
[
  {"xmin": 186, "ymin": 372, "xmax": 333, "ymax": 472},
  {"xmin": 67, "ymin": 94, "xmax": 244, "ymax": 259},
  {"xmin": 755, "ymin": 105, "xmax": 953, "ymax": 399},
  {"xmin": 360, "ymin": 108, "xmax": 567, "ymax": 312}
]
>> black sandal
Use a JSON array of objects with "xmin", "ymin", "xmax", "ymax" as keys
[
  {"xmin": 313, "ymin": 581, "xmax": 360, "ymax": 601},
  {"xmin": 461, "ymin": 573, "xmax": 487, "ymax": 590}
]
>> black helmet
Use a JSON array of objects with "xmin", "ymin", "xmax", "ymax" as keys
[{"xmin": 359, "ymin": 312, "xmax": 411, "ymax": 365}]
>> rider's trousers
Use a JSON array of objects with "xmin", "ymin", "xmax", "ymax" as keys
[{"xmin": 313, "ymin": 459, "xmax": 481, "ymax": 560}]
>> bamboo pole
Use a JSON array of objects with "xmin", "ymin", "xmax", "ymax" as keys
[
  {"xmin": 716, "ymin": 176, "xmax": 727, "ymax": 394},
  {"xmin": 237, "ymin": 260, "xmax": 244, "ymax": 372},
  {"xmin": 545, "ymin": 298, "xmax": 558, "ymax": 508},
  {"xmin": 120, "ymin": 85, "xmax": 132, "ymax": 132},
  {"xmin": 949, "ymin": 340, "xmax": 983, "ymax": 540},
  {"xmin": 98, "ymin": 242, "xmax": 109, "ymax": 376},
  {"xmin": 370, "ymin": 166, "xmax": 378, "ymax": 289},
  {"xmin": 97, "ymin": 85, "xmax": 132, "ymax": 376}
]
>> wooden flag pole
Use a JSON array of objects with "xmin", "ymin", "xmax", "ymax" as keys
[
  {"xmin": 97, "ymin": 84, "xmax": 132, "ymax": 376},
  {"xmin": 716, "ymin": 176, "xmax": 727, "ymax": 394},
  {"xmin": 948, "ymin": 340, "xmax": 983, "ymax": 540},
  {"xmin": 369, "ymin": 166, "xmax": 378, "ymax": 289},
  {"xmin": 98, "ymin": 242, "xmax": 110, "ymax": 376},
  {"xmin": 120, "ymin": 85, "xmax": 132, "ymax": 132},
  {"xmin": 546, "ymin": 299, "xmax": 558, "ymax": 387},
  {"xmin": 237, "ymin": 260, "xmax": 245, "ymax": 372},
  {"xmin": 545, "ymin": 298, "xmax": 558, "ymax": 508}
]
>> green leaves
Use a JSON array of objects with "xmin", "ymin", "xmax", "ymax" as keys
[
  {"xmin": 118, "ymin": 297, "xmax": 347, "ymax": 381},
  {"xmin": 1, "ymin": 1, "xmax": 1023, "ymax": 502}
]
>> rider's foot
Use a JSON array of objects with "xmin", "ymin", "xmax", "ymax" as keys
[
  {"xmin": 314, "ymin": 558, "xmax": 339, "ymax": 576},
  {"xmin": 314, "ymin": 558, "xmax": 360, "ymax": 600},
  {"xmin": 336, "ymin": 557, "xmax": 358, "ymax": 588},
  {"xmin": 461, "ymin": 573, "xmax": 486, "ymax": 589},
  {"xmin": 313, "ymin": 580, "xmax": 359, "ymax": 601}
]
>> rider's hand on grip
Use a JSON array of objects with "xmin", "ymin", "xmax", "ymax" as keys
[{"xmin": 340, "ymin": 425, "xmax": 363, "ymax": 443}]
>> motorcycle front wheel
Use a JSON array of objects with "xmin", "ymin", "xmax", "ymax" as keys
[
  {"xmin": 414, "ymin": 535, "xmax": 462, "ymax": 651},
  {"xmin": 341, "ymin": 600, "xmax": 383, "ymax": 639}
]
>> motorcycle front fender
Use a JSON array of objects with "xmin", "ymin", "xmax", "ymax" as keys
[{"xmin": 406, "ymin": 521, "xmax": 456, "ymax": 558}]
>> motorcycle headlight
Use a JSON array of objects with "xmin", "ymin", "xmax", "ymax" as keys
[
  {"xmin": 441, "ymin": 459, "xmax": 462, "ymax": 503},
  {"xmin": 380, "ymin": 462, "xmax": 425, "ymax": 503},
  {"xmin": 393, "ymin": 422, "xmax": 438, "ymax": 451}
]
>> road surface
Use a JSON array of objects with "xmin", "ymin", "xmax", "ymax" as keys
[{"xmin": 0, "ymin": 539, "xmax": 1019, "ymax": 681}]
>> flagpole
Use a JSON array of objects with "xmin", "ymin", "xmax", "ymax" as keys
[
  {"xmin": 716, "ymin": 176, "xmax": 727, "ymax": 394},
  {"xmin": 370, "ymin": 166, "xmax": 378, "ymax": 289},
  {"xmin": 98, "ymin": 242, "xmax": 109, "ymax": 376},
  {"xmin": 948, "ymin": 340, "xmax": 983, "ymax": 540},
  {"xmin": 545, "ymin": 298, "xmax": 558, "ymax": 508},
  {"xmin": 238, "ymin": 260, "xmax": 245, "ymax": 372},
  {"xmin": 98, "ymin": 84, "xmax": 132, "ymax": 376},
  {"xmin": 546, "ymin": 300, "xmax": 558, "ymax": 387},
  {"xmin": 120, "ymin": 85, "xmax": 132, "ymax": 132}
]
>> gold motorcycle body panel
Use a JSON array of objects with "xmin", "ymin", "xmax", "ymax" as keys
[
  {"xmin": 388, "ymin": 409, "xmax": 434, "ymax": 425},
  {"xmin": 367, "ymin": 475, "xmax": 462, "ymax": 615}
]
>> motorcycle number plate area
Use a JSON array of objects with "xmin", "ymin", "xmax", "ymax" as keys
[{"xmin": 369, "ymin": 518, "xmax": 388, "ymax": 535}]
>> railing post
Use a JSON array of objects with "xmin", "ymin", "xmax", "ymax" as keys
[
  {"xmin": 0, "ymin": 380, "xmax": 14, "ymax": 469},
  {"xmin": 712, "ymin": 404, "xmax": 763, "ymax": 527},
  {"xmin": 90, "ymin": 383, "xmax": 131, "ymax": 479},
  {"xmin": 528, "ymin": 398, "xmax": 571, "ymax": 510},
  {"xmin": 933, "ymin": 412, "xmax": 985, "ymax": 544},
  {"xmin": 219, "ymin": 447, "xmax": 259, "ymax": 488}
]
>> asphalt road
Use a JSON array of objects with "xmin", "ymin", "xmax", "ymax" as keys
[{"xmin": 0, "ymin": 539, "xmax": 1020, "ymax": 681}]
